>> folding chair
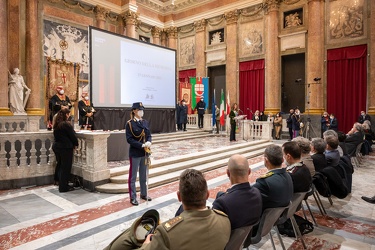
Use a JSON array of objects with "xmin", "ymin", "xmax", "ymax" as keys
[{"xmin": 224, "ymin": 224, "xmax": 256, "ymax": 250}]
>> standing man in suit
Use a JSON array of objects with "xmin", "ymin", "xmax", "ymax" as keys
[
  {"xmin": 125, "ymin": 102, "xmax": 152, "ymax": 206},
  {"xmin": 253, "ymin": 145, "xmax": 293, "ymax": 210},
  {"xmin": 345, "ymin": 122, "xmax": 364, "ymax": 156},
  {"xmin": 196, "ymin": 97, "xmax": 206, "ymax": 129},
  {"xmin": 213, "ymin": 154, "xmax": 262, "ymax": 230},
  {"xmin": 286, "ymin": 108, "xmax": 294, "ymax": 140}
]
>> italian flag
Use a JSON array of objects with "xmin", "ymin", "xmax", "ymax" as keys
[
  {"xmin": 226, "ymin": 91, "xmax": 231, "ymax": 117},
  {"xmin": 190, "ymin": 77, "xmax": 197, "ymax": 109},
  {"xmin": 220, "ymin": 89, "xmax": 225, "ymax": 125}
]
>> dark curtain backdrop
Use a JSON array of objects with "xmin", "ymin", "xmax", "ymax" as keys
[
  {"xmin": 94, "ymin": 108, "xmax": 176, "ymax": 133},
  {"xmin": 327, "ymin": 44, "xmax": 367, "ymax": 133},
  {"xmin": 239, "ymin": 60, "xmax": 265, "ymax": 118}
]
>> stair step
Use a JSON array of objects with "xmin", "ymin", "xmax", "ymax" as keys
[{"xmin": 96, "ymin": 141, "xmax": 271, "ymax": 194}]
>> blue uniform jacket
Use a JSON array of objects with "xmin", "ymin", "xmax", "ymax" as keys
[{"xmin": 125, "ymin": 118, "xmax": 152, "ymax": 158}]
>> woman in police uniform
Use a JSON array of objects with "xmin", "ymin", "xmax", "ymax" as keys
[{"xmin": 125, "ymin": 102, "xmax": 152, "ymax": 206}]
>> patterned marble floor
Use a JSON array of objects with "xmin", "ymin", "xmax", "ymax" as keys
[{"xmin": 0, "ymin": 134, "xmax": 375, "ymax": 250}]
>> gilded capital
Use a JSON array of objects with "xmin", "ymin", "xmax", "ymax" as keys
[
  {"xmin": 224, "ymin": 10, "xmax": 239, "ymax": 24},
  {"xmin": 151, "ymin": 26, "xmax": 162, "ymax": 38},
  {"xmin": 166, "ymin": 26, "xmax": 178, "ymax": 39},
  {"xmin": 123, "ymin": 10, "xmax": 139, "ymax": 26},
  {"xmin": 194, "ymin": 19, "xmax": 206, "ymax": 32},
  {"xmin": 95, "ymin": 5, "xmax": 109, "ymax": 21},
  {"xmin": 262, "ymin": 0, "xmax": 280, "ymax": 13}
]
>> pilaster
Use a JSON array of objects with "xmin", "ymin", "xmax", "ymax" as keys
[
  {"xmin": 0, "ymin": 0, "xmax": 10, "ymax": 115},
  {"xmin": 151, "ymin": 26, "xmax": 161, "ymax": 45},
  {"xmin": 166, "ymin": 26, "xmax": 177, "ymax": 49},
  {"xmin": 369, "ymin": 0, "xmax": 375, "ymax": 114},
  {"xmin": 123, "ymin": 10, "xmax": 138, "ymax": 38},
  {"xmin": 194, "ymin": 19, "xmax": 207, "ymax": 77},
  {"xmin": 95, "ymin": 5, "xmax": 109, "ymax": 30}
]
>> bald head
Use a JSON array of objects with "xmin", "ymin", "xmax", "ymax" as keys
[{"xmin": 227, "ymin": 154, "xmax": 250, "ymax": 184}]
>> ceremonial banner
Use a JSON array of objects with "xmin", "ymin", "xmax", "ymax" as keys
[
  {"xmin": 212, "ymin": 89, "xmax": 216, "ymax": 127},
  {"xmin": 190, "ymin": 77, "xmax": 209, "ymax": 110},
  {"xmin": 179, "ymin": 81, "xmax": 192, "ymax": 114},
  {"xmin": 46, "ymin": 57, "xmax": 80, "ymax": 101},
  {"xmin": 226, "ymin": 90, "xmax": 231, "ymax": 117}
]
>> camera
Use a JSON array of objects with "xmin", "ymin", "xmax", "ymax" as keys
[{"xmin": 313, "ymin": 77, "xmax": 321, "ymax": 82}]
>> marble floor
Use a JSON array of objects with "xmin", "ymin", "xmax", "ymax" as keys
[{"xmin": 0, "ymin": 134, "xmax": 375, "ymax": 250}]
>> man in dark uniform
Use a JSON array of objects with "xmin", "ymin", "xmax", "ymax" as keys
[
  {"xmin": 125, "ymin": 102, "xmax": 152, "ymax": 206},
  {"xmin": 213, "ymin": 154, "xmax": 262, "ymax": 230},
  {"xmin": 78, "ymin": 92, "xmax": 95, "ymax": 130},
  {"xmin": 253, "ymin": 144, "xmax": 293, "ymax": 211},
  {"xmin": 104, "ymin": 169, "xmax": 231, "ymax": 250},
  {"xmin": 48, "ymin": 85, "xmax": 72, "ymax": 129},
  {"xmin": 196, "ymin": 96, "xmax": 206, "ymax": 129}
]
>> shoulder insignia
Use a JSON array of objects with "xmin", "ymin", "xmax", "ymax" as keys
[
  {"xmin": 163, "ymin": 216, "xmax": 183, "ymax": 232},
  {"xmin": 213, "ymin": 209, "xmax": 228, "ymax": 217},
  {"xmin": 260, "ymin": 171, "xmax": 274, "ymax": 179}
]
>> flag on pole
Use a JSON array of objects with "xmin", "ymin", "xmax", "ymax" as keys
[
  {"xmin": 212, "ymin": 89, "xmax": 216, "ymax": 127},
  {"xmin": 226, "ymin": 90, "xmax": 231, "ymax": 117},
  {"xmin": 190, "ymin": 77, "xmax": 197, "ymax": 109},
  {"xmin": 220, "ymin": 89, "xmax": 225, "ymax": 126},
  {"xmin": 202, "ymin": 77, "xmax": 209, "ymax": 102}
]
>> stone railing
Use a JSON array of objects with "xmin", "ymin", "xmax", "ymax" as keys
[
  {"xmin": 0, "ymin": 130, "xmax": 110, "ymax": 191},
  {"xmin": 0, "ymin": 115, "xmax": 41, "ymax": 132},
  {"xmin": 187, "ymin": 114, "xmax": 213, "ymax": 129}
]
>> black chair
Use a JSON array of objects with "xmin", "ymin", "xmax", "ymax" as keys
[
  {"xmin": 224, "ymin": 224, "xmax": 256, "ymax": 250},
  {"xmin": 243, "ymin": 205, "xmax": 289, "ymax": 250},
  {"xmin": 277, "ymin": 192, "xmax": 308, "ymax": 249}
]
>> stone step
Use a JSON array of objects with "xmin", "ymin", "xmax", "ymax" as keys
[
  {"xmin": 96, "ymin": 140, "xmax": 271, "ymax": 194},
  {"xmin": 152, "ymin": 130, "xmax": 213, "ymax": 144},
  {"xmin": 109, "ymin": 139, "xmax": 269, "ymax": 177}
]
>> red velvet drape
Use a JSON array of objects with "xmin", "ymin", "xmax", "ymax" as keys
[
  {"xmin": 327, "ymin": 45, "xmax": 367, "ymax": 133},
  {"xmin": 239, "ymin": 60, "xmax": 265, "ymax": 119},
  {"xmin": 179, "ymin": 69, "xmax": 196, "ymax": 114}
]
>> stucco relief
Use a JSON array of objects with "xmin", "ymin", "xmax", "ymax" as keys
[
  {"xmin": 239, "ymin": 20, "xmax": 264, "ymax": 57},
  {"xmin": 43, "ymin": 20, "xmax": 89, "ymax": 80},
  {"xmin": 179, "ymin": 36, "xmax": 195, "ymax": 67},
  {"xmin": 328, "ymin": 0, "xmax": 364, "ymax": 41}
]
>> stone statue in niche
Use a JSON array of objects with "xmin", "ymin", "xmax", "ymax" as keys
[
  {"xmin": 8, "ymin": 68, "xmax": 31, "ymax": 115},
  {"xmin": 210, "ymin": 31, "xmax": 222, "ymax": 44},
  {"xmin": 285, "ymin": 13, "xmax": 302, "ymax": 28}
]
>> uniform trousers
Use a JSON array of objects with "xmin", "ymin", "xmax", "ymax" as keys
[
  {"xmin": 198, "ymin": 114, "xmax": 204, "ymax": 128},
  {"xmin": 128, "ymin": 156, "xmax": 148, "ymax": 199}
]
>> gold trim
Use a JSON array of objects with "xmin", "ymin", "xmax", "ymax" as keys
[
  {"xmin": 264, "ymin": 108, "xmax": 280, "ymax": 114},
  {"xmin": 26, "ymin": 108, "xmax": 45, "ymax": 115},
  {"xmin": 0, "ymin": 108, "xmax": 13, "ymax": 116},
  {"xmin": 305, "ymin": 108, "xmax": 325, "ymax": 115},
  {"xmin": 367, "ymin": 107, "xmax": 375, "ymax": 115}
]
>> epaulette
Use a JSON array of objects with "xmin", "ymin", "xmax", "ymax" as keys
[
  {"xmin": 260, "ymin": 171, "xmax": 274, "ymax": 179},
  {"xmin": 163, "ymin": 216, "xmax": 183, "ymax": 232},
  {"xmin": 213, "ymin": 209, "xmax": 228, "ymax": 217}
]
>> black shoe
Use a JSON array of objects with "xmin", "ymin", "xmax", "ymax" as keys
[
  {"xmin": 361, "ymin": 196, "xmax": 375, "ymax": 204},
  {"xmin": 140, "ymin": 195, "xmax": 152, "ymax": 201},
  {"xmin": 130, "ymin": 199, "xmax": 139, "ymax": 206},
  {"xmin": 59, "ymin": 187, "xmax": 75, "ymax": 193}
]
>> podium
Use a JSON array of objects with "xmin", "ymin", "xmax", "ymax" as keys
[{"xmin": 235, "ymin": 115, "xmax": 247, "ymax": 140}]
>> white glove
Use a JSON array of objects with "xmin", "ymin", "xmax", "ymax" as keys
[
  {"xmin": 145, "ymin": 141, "xmax": 152, "ymax": 148},
  {"xmin": 142, "ymin": 144, "xmax": 145, "ymax": 148}
]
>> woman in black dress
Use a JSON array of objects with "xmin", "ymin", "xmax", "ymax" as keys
[{"xmin": 52, "ymin": 108, "xmax": 78, "ymax": 192}]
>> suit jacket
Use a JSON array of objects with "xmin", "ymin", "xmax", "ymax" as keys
[
  {"xmin": 311, "ymin": 153, "xmax": 327, "ymax": 172},
  {"xmin": 125, "ymin": 118, "xmax": 152, "ymax": 158},
  {"xmin": 253, "ymin": 168, "xmax": 293, "ymax": 210},
  {"xmin": 212, "ymin": 182, "xmax": 262, "ymax": 230},
  {"xmin": 325, "ymin": 149, "xmax": 340, "ymax": 167},
  {"xmin": 345, "ymin": 131, "xmax": 364, "ymax": 156},
  {"xmin": 287, "ymin": 163, "xmax": 312, "ymax": 193},
  {"xmin": 139, "ymin": 209, "xmax": 230, "ymax": 250}
]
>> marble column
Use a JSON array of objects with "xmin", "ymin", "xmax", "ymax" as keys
[
  {"xmin": 117, "ymin": 14, "xmax": 125, "ymax": 35},
  {"xmin": 124, "ymin": 10, "xmax": 138, "ymax": 39},
  {"xmin": 194, "ymin": 19, "xmax": 206, "ymax": 78},
  {"xmin": 152, "ymin": 26, "xmax": 161, "ymax": 46},
  {"xmin": 306, "ymin": 0, "xmax": 324, "ymax": 114},
  {"xmin": 95, "ymin": 5, "xmax": 109, "ymax": 30},
  {"xmin": 25, "ymin": 0, "xmax": 42, "ymax": 115},
  {"xmin": 264, "ymin": 1, "xmax": 280, "ymax": 114},
  {"xmin": 166, "ymin": 26, "xmax": 177, "ymax": 50},
  {"xmin": 224, "ymin": 10, "xmax": 239, "ymax": 104},
  {"xmin": 161, "ymin": 31, "xmax": 167, "ymax": 47},
  {"xmin": 369, "ymin": 0, "xmax": 375, "ymax": 115},
  {"xmin": 0, "ymin": 0, "xmax": 10, "ymax": 115}
]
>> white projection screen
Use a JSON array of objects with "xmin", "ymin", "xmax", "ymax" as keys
[{"xmin": 89, "ymin": 27, "xmax": 176, "ymax": 108}]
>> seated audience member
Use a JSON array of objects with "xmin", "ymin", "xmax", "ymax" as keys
[
  {"xmin": 282, "ymin": 141, "xmax": 312, "ymax": 193},
  {"xmin": 345, "ymin": 122, "xmax": 364, "ymax": 156},
  {"xmin": 104, "ymin": 169, "xmax": 231, "ymax": 250},
  {"xmin": 337, "ymin": 131, "xmax": 348, "ymax": 156},
  {"xmin": 321, "ymin": 111, "xmax": 330, "ymax": 135},
  {"xmin": 329, "ymin": 114, "xmax": 338, "ymax": 131},
  {"xmin": 363, "ymin": 120, "xmax": 374, "ymax": 147},
  {"xmin": 324, "ymin": 135, "xmax": 340, "ymax": 167},
  {"xmin": 310, "ymin": 138, "xmax": 327, "ymax": 172},
  {"xmin": 292, "ymin": 136, "xmax": 315, "ymax": 176},
  {"xmin": 213, "ymin": 154, "xmax": 262, "ymax": 230},
  {"xmin": 358, "ymin": 111, "xmax": 371, "ymax": 124},
  {"xmin": 253, "ymin": 145, "xmax": 293, "ymax": 210},
  {"xmin": 323, "ymin": 129, "xmax": 344, "ymax": 156}
]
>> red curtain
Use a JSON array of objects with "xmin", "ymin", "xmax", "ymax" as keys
[
  {"xmin": 179, "ymin": 69, "xmax": 196, "ymax": 114},
  {"xmin": 239, "ymin": 60, "xmax": 265, "ymax": 119},
  {"xmin": 327, "ymin": 44, "xmax": 367, "ymax": 133}
]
